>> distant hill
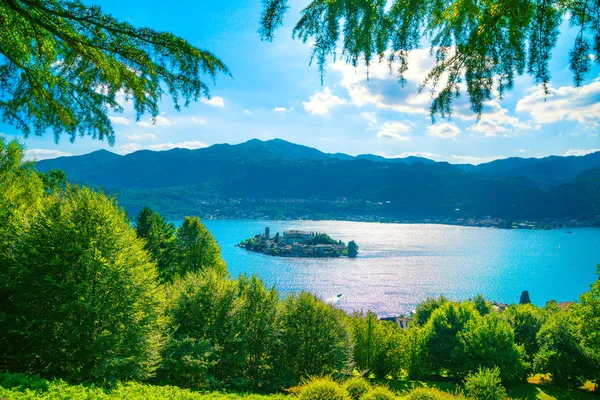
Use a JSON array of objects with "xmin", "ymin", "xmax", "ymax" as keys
[
  {"xmin": 459, "ymin": 152, "xmax": 600, "ymax": 187},
  {"xmin": 36, "ymin": 139, "xmax": 600, "ymax": 223}
]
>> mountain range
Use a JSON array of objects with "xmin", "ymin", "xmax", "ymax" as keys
[{"xmin": 36, "ymin": 139, "xmax": 600, "ymax": 224}]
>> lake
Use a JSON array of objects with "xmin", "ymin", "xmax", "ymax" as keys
[{"xmin": 200, "ymin": 220, "xmax": 600, "ymax": 316}]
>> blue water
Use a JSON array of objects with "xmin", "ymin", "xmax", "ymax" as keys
[{"xmin": 199, "ymin": 220, "xmax": 600, "ymax": 316}]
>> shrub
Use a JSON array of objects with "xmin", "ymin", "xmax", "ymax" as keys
[
  {"xmin": 297, "ymin": 377, "xmax": 350, "ymax": 400},
  {"xmin": 360, "ymin": 386, "xmax": 397, "ymax": 400},
  {"xmin": 344, "ymin": 377, "xmax": 371, "ymax": 400},
  {"xmin": 403, "ymin": 387, "xmax": 460, "ymax": 400},
  {"xmin": 463, "ymin": 367, "xmax": 507, "ymax": 400}
]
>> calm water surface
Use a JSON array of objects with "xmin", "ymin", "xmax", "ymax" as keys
[{"xmin": 199, "ymin": 220, "xmax": 600, "ymax": 316}]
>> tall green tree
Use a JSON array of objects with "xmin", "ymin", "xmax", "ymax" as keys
[
  {"xmin": 176, "ymin": 216, "xmax": 227, "ymax": 277},
  {"xmin": 535, "ymin": 309, "xmax": 594, "ymax": 388},
  {"xmin": 413, "ymin": 296, "xmax": 448, "ymax": 327},
  {"xmin": 1, "ymin": 186, "xmax": 165, "ymax": 383},
  {"xmin": 158, "ymin": 270, "xmax": 241, "ymax": 389},
  {"xmin": 0, "ymin": 0, "xmax": 229, "ymax": 143},
  {"xmin": 260, "ymin": 0, "xmax": 599, "ymax": 119},
  {"xmin": 235, "ymin": 275, "xmax": 280, "ymax": 390},
  {"xmin": 502, "ymin": 303, "xmax": 546, "ymax": 373},
  {"xmin": 135, "ymin": 206, "xmax": 179, "ymax": 282},
  {"xmin": 575, "ymin": 265, "xmax": 600, "ymax": 388},
  {"xmin": 275, "ymin": 292, "xmax": 351, "ymax": 384}
]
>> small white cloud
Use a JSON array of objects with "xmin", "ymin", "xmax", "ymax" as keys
[
  {"xmin": 273, "ymin": 106, "xmax": 293, "ymax": 113},
  {"xmin": 244, "ymin": 109, "xmax": 253, "ymax": 115},
  {"xmin": 361, "ymin": 112, "xmax": 378, "ymax": 126},
  {"xmin": 517, "ymin": 149, "xmax": 530, "ymax": 153},
  {"xmin": 117, "ymin": 143, "xmax": 143, "ymax": 154},
  {"xmin": 450, "ymin": 154, "xmax": 506, "ymax": 165},
  {"xmin": 564, "ymin": 149, "xmax": 600, "ymax": 157},
  {"xmin": 137, "ymin": 115, "xmax": 176, "ymax": 128},
  {"xmin": 391, "ymin": 151, "xmax": 441, "ymax": 159},
  {"xmin": 427, "ymin": 123, "xmax": 460, "ymax": 139},
  {"xmin": 302, "ymin": 87, "xmax": 347, "ymax": 115},
  {"xmin": 148, "ymin": 141, "xmax": 208, "ymax": 151},
  {"xmin": 125, "ymin": 133, "xmax": 156, "ymax": 141},
  {"xmin": 201, "ymin": 96, "xmax": 225, "ymax": 107},
  {"xmin": 377, "ymin": 121, "xmax": 412, "ymax": 141},
  {"xmin": 24, "ymin": 149, "xmax": 72, "ymax": 161},
  {"xmin": 190, "ymin": 117, "xmax": 207, "ymax": 124},
  {"xmin": 109, "ymin": 116, "xmax": 132, "ymax": 125}
]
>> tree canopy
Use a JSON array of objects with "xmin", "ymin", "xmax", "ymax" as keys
[
  {"xmin": 0, "ymin": 0, "xmax": 229, "ymax": 144},
  {"xmin": 260, "ymin": 0, "xmax": 599, "ymax": 120}
]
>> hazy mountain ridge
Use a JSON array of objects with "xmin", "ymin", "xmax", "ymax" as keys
[{"xmin": 36, "ymin": 139, "xmax": 600, "ymax": 223}]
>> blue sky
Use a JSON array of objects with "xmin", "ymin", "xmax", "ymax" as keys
[{"xmin": 1, "ymin": 0, "xmax": 599, "ymax": 164}]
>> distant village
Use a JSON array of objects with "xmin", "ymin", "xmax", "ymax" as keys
[{"xmin": 239, "ymin": 227, "xmax": 358, "ymax": 258}]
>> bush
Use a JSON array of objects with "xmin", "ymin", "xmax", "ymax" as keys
[
  {"xmin": 297, "ymin": 377, "xmax": 350, "ymax": 400},
  {"xmin": 344, "ymin": 377, "xmax": 371, "ymax": 400},
  {"xmin": 403, "ymin": 387, "xmax": 461, "ymax": 400},
  {"xmin": 463, "ymin": 367, "xmax": 507, "ymax": 400},
  {"xmin": 360, "ymin": 386, "xmax": 397, "ymax": 400}
]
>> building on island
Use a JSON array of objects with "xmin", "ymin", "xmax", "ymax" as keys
[{"xmin": 283, "ymin": 230, "xmax": 312, "ymax": 244}]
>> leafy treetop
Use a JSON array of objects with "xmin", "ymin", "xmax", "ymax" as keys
[
  {"xmin": 0, "ymin": 0, "xmax": 229, "ymax": 144},
  {"xmin": 260, "ymin": 0, "xmax": 599, "ymax": 120}
]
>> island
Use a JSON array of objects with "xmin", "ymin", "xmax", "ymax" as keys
[{"xmin": 239, "ymin": 227, "xmax": 358, "ymax": 258}]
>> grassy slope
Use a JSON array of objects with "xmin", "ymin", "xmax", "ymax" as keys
[{"xmin": 1, "ymin": 373, "xmax": 595, "ymax": 400}]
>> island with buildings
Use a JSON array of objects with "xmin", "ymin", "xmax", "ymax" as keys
[{"xmin": 239, "ymin": 227, "xmax": 358, "ymax": 258}]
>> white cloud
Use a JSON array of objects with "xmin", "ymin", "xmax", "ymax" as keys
[
  {"xmin": 125, "ymin": 133, "xmax": 156, "ymax": 141},
  {"xmin": 201, "ymin": 96, "xmax": 225, "ymax": 107},
  {"xmin": 190, "ymin": 117, "xmax": 207, "ymax": 124},
  {"xmin": 391, "ymin": 151, "xmax": 441, "ymax": 159},
  {"xmin": 427, "ymin": 123, "xmax": 460, "ymax": 139},
  {"xmin": 517, "ymin": 149, "xmax": 530, "ymax": 153},
  {"xmin": 466, "ymin": 101, "xmax": 537, "ymax": 136},
  {"xmin": 137, "ymin": 115, "xmax": 176, "ymax": 128},
  {"xmin": 117, "ymin": 143, "xmax": 143, "ymax": 154},
  {"xmin": 273, "ymin": 106, "xmax": 293, "ymax": 112},
  {"xmin": 244, "ymin": 109, "xmax": 253, "ymax": 115},
  {"xmin": 361, "ymin": 112, "xmax": 377, "ymax": 126},
  {"xmin": 24, "ymin": 149, "xmax": 72, "ymax": 161},
  {"xmin": 377, "ymin": 121, "xmax": 412, "ymax": 141},
  {"xmin": 302, "ymin": 87, "xmax": 347, "ymax": 115},
  {"xmin": 109, "ymin": 116, "xmax": 132, "ymax": 125},
  {"xmin": 564, "ymin": 149, "xmax": 600, "ymax": 157},
  {"xmin": 450, "ymin": 154, "xmax": 506, "ymax": 165},
  {"xmin": 148, "ymin": 141, "xmax": 208, "ymax": 151},
  {"xmin": 516, "ymin": 78, "xmax": 600, "ymax": 126}
]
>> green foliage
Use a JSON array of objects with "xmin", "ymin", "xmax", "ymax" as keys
[
  {"xmin": 276, "ymin": 292, "xmax": 351, "ymax": 384},
  {"xmin": 352, "ymin": 312, "xmax": 405, "ymax": 378},
  {"xmin": 1, "ymin": 185, "xmax": 165, "ymax": 383},
  {"xmin": 502, "ymin": 303, "xmax": 546, "ymax": 372},
  {"xmin": 535, "ymin": 309, "xmax": 594, "ymax": 388},
  {"xmin": 463, "ymin": 367, "xmax": 507, "ymax": 400},
  {"xmin": 0, "ymin": 0, "xmax": 229, "ymax": 143},
  {"xmin": 0, "ymin": 372, "xmax": 287, "ymax": 399},
  {"xmin": 456, "ymin": 313, "xmax": 526, "ymax": 383},
  {"xmin": 38, "ymin": 169, "xmax": 67, "ymax": 193},
  {"xmin": 135, "ymin": 206, "xmax": 179, "ymax": 282},
  {"xmin": 344, "ymin": 377, "xmax": 372, "ymax": 400},
  {"xmin": 297, "ymin": 377, "xmax": 350, "ymax": 400},
  {"xmin": 158, "ymin": 270, "xmax": 240, "ymax": 389},
  {"xmin": 259, "ymin": 0, "xmax": 599, "ymax": 120},
  {"xmin": 403, "ymin": 387, "xmax": 462, "ymax": 400},
  {"xmin": 470, "ymin": 294, "xmax": 493, "ymax": 316},
  {"xmin": 422, "ymin": 302, "xmax": 479, "ymax": 377},
  {"xmin": 177, "ymin": 216, "xmax": 228, "ymax": 277},
  {"xmin": 347, "ymin": 241, "xmax": 359, "ymax": 258},
  {"xmin": 361, "ymin": 386, "xmax": 397, "ymax": 400},
  {"xmin": 235, "ymin": 275, "xmax": 280, "ymax": 390},
  {"xmin": 309, "ymin": 233, "xmax": 338, "ymax": 245},
  {"xmin": 576, "ymin": 266, "xmax": 600, "ymax": 386},
  {"xmin": 413, "ymin": 297, "xmax": 448, "ymax": 327}
]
